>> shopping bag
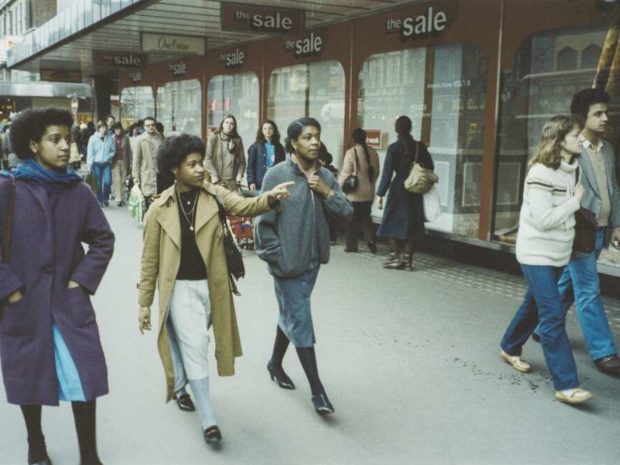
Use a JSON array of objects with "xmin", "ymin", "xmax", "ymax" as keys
[
  {"xmin": 423, "ymin": 185, "xmax": 442, "ymax": 222},
  {"xmin": 128, "ymin": 185, "xmax": 145, "ymax": 225}
]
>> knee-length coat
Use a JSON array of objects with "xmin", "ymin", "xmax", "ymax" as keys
[
  {"xmin": 138, "ymin": 183, "xmax": 273, "ymax": 402},
  {"xmin": 377, "ymin": 139, "xmax": 434, "ymax": 241},
  {"xmin": 0, "ymin": 177, "xmax": 115, "ymax": 405}
]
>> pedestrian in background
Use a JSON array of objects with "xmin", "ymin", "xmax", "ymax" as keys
[
  {"xmin": 205, "ymin": 114, "xmax": 246, "ymax": 191},
  {"xmin": 87, "ymin": 121, "xmax": 115, "ymax": 207},
  {"xmin": 110, "ymin": 122, "xmax": 132, "ymax": 206},
  {"xmin": 132, "ymin": 116, "xmax": 164, "ymax": 208},
  {"xmin": 318, "ymin": 142, "xmax": 339, "ymax": 244},
  {"xmin": 255, "ymin": 117, "xmax": 353, "ymax": 415},
  {"xmin": 500, "ymin": 115, "xmax": 592, "ymax": 405},
  {"xmin": 339, "ymin": 128, "xmax": 380, "ymax": 253},
  {"xmin": 377, "ymin": 116, "xmax": 433, "ymax": 270},
  {"xmin": 138, "ymin": 134, "xmax": 291, "ymax": 446},
  {"xmin": 69, "ymin": 123, "xmax": 82, "ymax": 170},
  {"xmin": 246, "ymin": 119, "xmax": 285, "ymax": 191},
  {"xmin": 0, "ymin": 107, "xmax": 115, "ymax": 465}
]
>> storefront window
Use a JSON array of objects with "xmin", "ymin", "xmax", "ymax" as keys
[
  {"xmin": 268, "ymin": 61, "xmax": 345, "ymax": 166},
  {"xmin": 120, "ymin": 86, "xmax": 155, "ymax": 128},
  {"xmin": 157, "ymin": 79, "xmax": 202, "ymax": 136},
  {"xmin": 493, "ymin": 26, "xmax": 620, "ymax": 268},
  {"xmin": 358, "ymin": 44, "xmax": 488, "ymax": 237},
  {"xmin": 207, "ymin": 73, "xmax": 259, "ymax": 155}
]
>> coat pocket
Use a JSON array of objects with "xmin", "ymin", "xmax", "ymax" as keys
[
  {"xmin": 66, "ymin": 287, "xmax": 96, "ymax": 327},
  {"xmin": 0, "ymin": 297, "xmax": 32, "ymax": 337}
]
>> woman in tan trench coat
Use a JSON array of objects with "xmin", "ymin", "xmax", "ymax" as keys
[{"xmin": 137, "ymin": 134, "xmax": 291, "ymax": 446}]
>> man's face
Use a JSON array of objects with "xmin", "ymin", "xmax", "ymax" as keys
[
  {"xmin": 292, "ymin": 126, "xmax": 321, "ymax": 162},
  {"xmin": 222, "ymin": 118, "xmax": 235, "ymax": 135},
  {"xmin": 98, "ymin": 126, "xmax": 106, "ymax": 136},
  {"xmin": 144, "ymin": 119, "xmax": 157, "ymax": 135},
  {"xmin": 584, "ymin": 103, "xmax": 609, "ymax": 135},
  {"xmin": 172, "ymin": 152, "xmax": 205, "ymax": 189},
  {"xmin": 106, "ymin": 116, "xmax": 115, "ymax": 128},
  {"xmin": 31, "ymin": 125, "xmax": 71, "ymax": 170}
]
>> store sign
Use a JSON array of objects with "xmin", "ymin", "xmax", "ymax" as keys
[
  {"xmin": 285, "ymin": 32, "xmax": 324, "ymax": 58},
  {"xmin": 385, "ymin": 1, "xmax": 455, "ymax": 40},
  {"xmin": 40, "ymin": 69, "xmax": 82, "ymax": 83},
  {"xmin": 219, "ymin": 48, "xmax": 246, "ymax": 68},
  {"xmin": 364, "ymin": 129, "xmax": 382, "ymax": 149},
  {"xmin": 169, "ymin": 61, "xmax": 187, "ymax": 76},
  {"xmin": 142, "ymin": 33, "xmax": 206, "ymax": 55},
  {"xmin": 221, "ymin": 2, "xmax": 304, "ymax": 34},
  {"xmin": 93, "ymin": 50, "xmax": 147, "ymax": 68},
  {"xmin": 129, "ymin": 70, "xmax": 143, "ymax": 83}
]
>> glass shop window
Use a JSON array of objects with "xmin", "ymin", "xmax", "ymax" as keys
[
  {"xmin": 358, "ymin": 44, "xmax": 488, "ymax": 237},
  {"xmin": 492, "ymin": 25, "xmax": 620, "ymax": 269},
  {"xmin": 207, "ymin": 72, "xmax": 259, "ymax": 156},
  {"xmin": 268, "ymin": 61, "xmax": 346, "ymax": 166},
  {"xmin": 120, "ymin": 86, "xmax": 155, "ymax": 128},
  {"xmin": 157, "ymin": 79, "xmax": 202, "ymax": 137}
]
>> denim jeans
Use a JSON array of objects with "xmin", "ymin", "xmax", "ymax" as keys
[
  {"xmin": 91, "ymin": 162, "xmax": 111, "ymax": 205},
  {"xmin": 534, "ymin": 227, "xmax": 618, "ymax": 360},
  {"xmin": 501, "ymin": 265, "xmax": 579, "ymax": 390}
]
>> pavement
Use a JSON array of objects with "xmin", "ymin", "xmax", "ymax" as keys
[{"xmin": 1, "ymin": 205, "xmax": 620, "ymax": 465}]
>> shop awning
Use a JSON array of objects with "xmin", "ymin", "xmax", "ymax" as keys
[
  {"xmin": 0, "ymin": 81, "xmax": 92, "ymax": 98},
  {"xmin": 7, "ymin": 0, "xmax": 417, "ymax": 75}
]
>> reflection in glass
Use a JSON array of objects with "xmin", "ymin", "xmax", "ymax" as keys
[
  {"xmin": 120, "ymin": 86, "xmax": 155, "ymax": 128},
  {"xmin": 157, "ymin": 80, "xmax": 202, "ymax": 136}
]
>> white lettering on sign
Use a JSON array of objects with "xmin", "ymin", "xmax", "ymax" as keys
[
  {"xmin": 113, "ymin": 55, "xmax": 142, "ymax": 67},
  {"xmin": 386, "ymin": 6, "xmax": 448, "ymax": 38},
  {"xmin": 169, "ymin": 63, "xmax": 187, "ymax": 76},
  {"xmin": 129, "ymin": 70, "xmax": 143, "ymax": 82},
  {"xmin": 222, "ymin": 48, "xmax": 245, "ymax": 67},
  {"xmin": 251, "ymin": 12, "xmax": 293, "ymax": 31},
  {"xmin": 291, "ymin": 32, "xmax": 323, "ymax": 57}
]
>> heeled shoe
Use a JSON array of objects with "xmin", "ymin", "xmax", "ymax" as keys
[
  {"xmin": 402, "ymin": 253, "xmax": 413, "ymax": 271},
  {"xmin": 267, "ymin": 362, "xmax": 295, "ymax": 389},
  {"xmin": 175, "ymin": 392, "xmax": 195, "ymax": 412},
  {"xmin": 383, "ymin": 252, "xmax": 403, "ymax": 269},
  {"xmin": 311, "ymin": 392, "xmax": 335, "ymax": 415},
  {"xmin": 203, "ymin": 425, "xmax": 222, "ymax": 445},
  {"xmin": 28, "ymin": 439, "xmax": 52, "ymax": 465}
]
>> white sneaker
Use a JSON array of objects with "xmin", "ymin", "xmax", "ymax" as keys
[
  {"xmin": 555, "ymin": 388, "xmax": 593, "ymax": 404},
  {"xmin": 500, "ymin": 350, "xmax": 532, "ymax": 373}
]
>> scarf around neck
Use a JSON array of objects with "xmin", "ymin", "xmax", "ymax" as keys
[{"xmin": 7, "ymin": 158, "xmax": 82, "ymax": 191}]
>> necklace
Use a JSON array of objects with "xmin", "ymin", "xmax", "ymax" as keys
[{"xmin": 177, "ymin": 190, "xmax": 199, "ymax": 231}]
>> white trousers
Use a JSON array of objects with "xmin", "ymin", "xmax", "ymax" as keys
[
  {"xmin": 168, "ymin": 280, "xmax": 211, "ymax": 380},
  {"xmin": 111, "ymin": 160, "xmax": 126, "ymax": 202}
]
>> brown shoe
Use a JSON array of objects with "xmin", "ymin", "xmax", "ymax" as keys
[{"xmin": 500, "ymin": 350, "xmax": 531, "ymax": 373}]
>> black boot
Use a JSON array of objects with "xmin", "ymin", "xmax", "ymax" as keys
[
  {"xmin": 21, "ymin": 405, "xmax": 52, "ymax": 465},
  {"xmin": 72, "ymin": 400, "xmax": 103, "ymax": 465},
  {"xmin": 268, "ymin": 326, "xmax": 295, "ymax": 389},
  {"xmin": 296, "ymin": 347, "xmax": 334, "ymax": 414}
]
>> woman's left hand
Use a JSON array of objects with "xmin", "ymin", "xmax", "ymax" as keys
[{"xmin": 266, "ymin": 181, "xmax": 295, "ymax": 201}]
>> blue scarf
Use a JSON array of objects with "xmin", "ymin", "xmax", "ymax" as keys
[{"xmin": 1, "ymin": 158, "xmax": 82, "ymax": 192}]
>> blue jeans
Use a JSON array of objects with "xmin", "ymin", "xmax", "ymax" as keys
[
  {"xmin": 534, "ymin": 227, "xmax": 618, "ymax": 361},
  {"xmin": 501, "ymin": 265, "xmax": 579, "ymax": 390},
  {"xmin": 91, "ymin": 162, "xmax": 111, "ymax": 205}
]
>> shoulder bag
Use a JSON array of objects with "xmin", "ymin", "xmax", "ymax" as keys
[
  {"xmin": 212, "ymin": 194, "xmax": 245, "ymax": 295},
  {"xmin": 404, "ymin": 142, "xmax": 438, "ymax": 194},
  {"xmin": 342, "ymin": 149, "xmax": 359, "ymax": 194},
  {"xmin": 572, "ymin": 167, "xmax": 596, "ymax": 254}
]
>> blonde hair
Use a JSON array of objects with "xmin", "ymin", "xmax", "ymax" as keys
[{"xmin": 528, "ymin": 115, "xmax": 581, "ymax": 169}]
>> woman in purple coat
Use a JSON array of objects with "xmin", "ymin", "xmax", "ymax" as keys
[{"xmin": 0, "ymin": 108, "xmax": 114, "ymax": 465}]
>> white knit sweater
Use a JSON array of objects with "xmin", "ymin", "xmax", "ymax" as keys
[{"xmin": 516, "ymin": 161, "xmax": 580, "ymax": 266}]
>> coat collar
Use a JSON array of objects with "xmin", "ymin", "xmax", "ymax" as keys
[{"xmin": 153, "ymin": 182, "xmax": 220, "ymax": 249}]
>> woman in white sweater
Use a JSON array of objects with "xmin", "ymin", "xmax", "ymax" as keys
[{"xmin": 499, "ymin": 115, "xmax": 592, "ymax": 404}]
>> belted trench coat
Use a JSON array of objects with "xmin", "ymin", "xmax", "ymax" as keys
[{"xmin": 138, "ymin": 182, "xmax": 272, "ymax": 401}]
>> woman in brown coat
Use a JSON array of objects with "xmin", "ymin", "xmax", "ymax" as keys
[
  {"xmin": 137, "ymin": 134, "xmax": 291, "ymax": 446},
  {"xmin": 338, "ymin": 128, "xmax": 380, "ymax": 253},
  {"xmin": 204, "ymin": 115, "xmax": 246, "ymax": 191}
]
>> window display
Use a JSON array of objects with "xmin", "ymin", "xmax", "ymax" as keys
[
  {"xmin": 157, "ymin": 79, "xmax": 202, "ymax": 136},
  {"xmin": 120, "ymin": 86, "xmax": 155, "ymax": 128}
]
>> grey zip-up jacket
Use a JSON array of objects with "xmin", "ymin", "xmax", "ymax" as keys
[{"xmin": 255, "ymin": 159, "xmax": 353, "ymax": 278}]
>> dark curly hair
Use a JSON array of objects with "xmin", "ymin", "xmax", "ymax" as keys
[
  {"xmin": 10, "ymin": 108, "xmax": 73, "ymax": 159},
  {"xmin": 255, "ymin": 119, "xmax": 281, "ymax": 144},
  {"xmin": 157, "ymin": 134, "xmax": 205, "ymax": 183},
  {"xmin": 570, "ymin": 88, "xmax": 610, "ymax": 120},
  {"xmin": 285, "ymin": 117, "xmax": 321, "ymax": 153}
]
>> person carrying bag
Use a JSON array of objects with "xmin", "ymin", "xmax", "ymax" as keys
[{"xmin": 404, "ymin": 141, "xmax": 438, "ymax": 194}]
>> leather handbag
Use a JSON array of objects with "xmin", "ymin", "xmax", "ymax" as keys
[
  {"xmin": 342, "ymin": 149, "xmax": 359, "ymax": 194},
  {"xmin": 572, "ymin": 168, "xmax": 596, "ymax": 254},
  {"xmin": 404, "ymin": 142, "xmax": 438, "ymax": 194},
  {"xmin": 212, "ymin": 195, "xmax": 245, "ymax": 295}
]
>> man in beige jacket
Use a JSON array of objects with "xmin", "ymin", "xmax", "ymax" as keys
[{"xmin": 132, "ymin": 116, "xmax": 164, "ymax": 207}]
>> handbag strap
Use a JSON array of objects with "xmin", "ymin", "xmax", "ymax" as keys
[
  {"xmin": 352, "ymin": 147, "xmax": 360, "ymax": 175},
  {"xmin": 0, "ymin": 175, "xmax": 15, "ymax": 262}
]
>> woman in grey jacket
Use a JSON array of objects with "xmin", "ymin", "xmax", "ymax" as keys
[{"xmin": 255, "ymin": 117, "xmax": 353, "ymax": 415}]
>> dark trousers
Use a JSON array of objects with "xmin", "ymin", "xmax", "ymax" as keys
[{"xmin": 345, "ymin": 201, "xmax": 374, "ymax": 251}]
